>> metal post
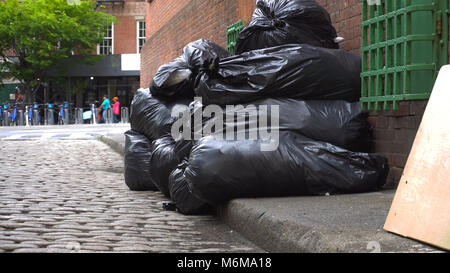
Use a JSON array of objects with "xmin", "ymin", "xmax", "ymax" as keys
[
  {"xmin": 74, "ymin": 108, "xmax": 80, "ymax": 124},
  {"xmin": 25, "ymin": 106, "xmax": 29, "ymax": 126},
  {"xmin": 58, "ymin": 105, "xmax": 63, "ymax": 125},
  {"xmin": 33, "ymin": 109, "xmax": 39, "ymax": 125},
  {"xmin": 2, "ymin": 110, "xmax": 7, "ymax": 126},
  {"xmin": 74, "ymin": 108, "xmax": 79, "ymax": 124},
  {"xmin": 64, "ymin": 107, "xmax": 69, "ymax": 125},
  {"xmin": 6, "ymin": 110, "xmax": 10, "ymax": 126},
  {"xmin": 47, "ymin": 107, "xmax": 54, "ymax": 125},
  {"xmin": 18, "ymin": 110, "xmax": 24, "ymax": 126},
  {"xmin": 78, "ymin": 108, "xmax": 82, "ymax": 124},
  {"xmin": 91, "ymin": 104, "xmax": 97, "ymax": 125},
  {"xmin": 120, "ymin": 107, "xmax": 129, "ymax": 123},
  {"xmin": 106, "ymin": 108, "xmax": 113, "ymax": 124},
  {"xmin": 79, "ymin": 108, "xmax": 83, "ymax": 124}
]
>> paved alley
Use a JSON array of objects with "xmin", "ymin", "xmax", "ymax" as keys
[{"xmin": 0, "ymin": 139, "xmax": 262, "ymax": 253}]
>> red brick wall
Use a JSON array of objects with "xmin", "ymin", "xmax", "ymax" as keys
[
  {"xmin": 100, "ymin": 0, "xmax": 146, "ymax": 54},
  {"xmin": 140, "ymin": 0, "xmax": 256, "ymax": 88},
  {"xmin": 114, "ymin": 15, "xmax": 138, "ymax": 54},
  {"xmin": 316, "ymin": 0, "xmax": 362, "ymax": 54},
  {"xmin": 145, "ymin": 0, "xmax": 191, "ymax": 39},
  {"xmin": 368, "ymin": 101, "xmax": 428, "ymax": 188}
]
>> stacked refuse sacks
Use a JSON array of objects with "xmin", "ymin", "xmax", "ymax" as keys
[
  {"xmin": 235, "ymin": 0, "xmax": 340, "ymax": 53},
  {"xmin": 124, "ymin": 0, "xmax": 389, "ymax": 215}
]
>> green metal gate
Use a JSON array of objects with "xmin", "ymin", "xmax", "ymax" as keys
[
  {"xmin": 226, "ymin": 20, "xmax": 246, "ymax": 55},
  {"xmin": 361, "ymin": 0, "xmax": 448, "ymax": 111}
]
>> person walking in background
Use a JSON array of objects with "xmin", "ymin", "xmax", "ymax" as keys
[
  {"xmin": 98, "ymin": 95, "xmax": 110, "ymax": 123},
  {"xmin": 112, "ymin": 97, "xmax": 120, "ymax": 123}
]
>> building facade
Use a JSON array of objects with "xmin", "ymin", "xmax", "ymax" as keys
[
  {"xmin": 140, "ymin": 0, "xmax": 256, "ymax": 88},
  {"xmin": 0, "ymin": 0, "xmax": 147, "ymax": 108},
  {"xmin": 56, "ymin": 0, "xmax": 147, "ymax": 109},
  {"xmin": 139, "ymin": 0, "xmax": 361, "ymax": 88}
]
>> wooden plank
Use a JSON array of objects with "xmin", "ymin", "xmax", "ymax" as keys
[{"xmin": 384, "ymin": 65, "xmax": 450, "ymax": 251}]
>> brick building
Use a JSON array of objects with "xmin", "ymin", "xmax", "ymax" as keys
[
  {"xmin": 1, "ymin": 0, "xmax": 147, "ymax": 107},
  {"xmin": 140, "ymin": 0, "xmax": 449, "ymax": 188},
  {"xmin": 140, "ymin": 0, "xmax": 257, "ymax": 88},
  {"xmin": 47, "ymin": 0, "xmax": 148, "ymax": 108},
  {"xmin": 0, "ymin": 0, "xmax": 147, "ymax": 108}
]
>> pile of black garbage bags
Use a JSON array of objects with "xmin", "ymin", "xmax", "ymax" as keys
[{"xmin": 124, "ymin": 0, "xmax": 389, "ymax": 215}]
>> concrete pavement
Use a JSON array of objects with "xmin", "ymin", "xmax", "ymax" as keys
[
  {"xmin": 217, "ymin": 192, "xmax": 443, "ymax": 253},
  {"xmin": 101, "ymin": 133, "xmax": 446, "ymax": 253}
]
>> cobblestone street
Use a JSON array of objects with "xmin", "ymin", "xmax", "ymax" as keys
[{"xmin": 0, "ymin": 139, "xmax": 262, "ymax": 253}]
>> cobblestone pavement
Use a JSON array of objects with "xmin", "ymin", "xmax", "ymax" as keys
[{"xmin": 0, "ymin": 139, "xmax": 263, "ymax": 253}]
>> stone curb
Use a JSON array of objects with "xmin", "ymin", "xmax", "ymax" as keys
[{"xmin": 99, "ymin": 135, "xmax": 125, "ymax": 157}]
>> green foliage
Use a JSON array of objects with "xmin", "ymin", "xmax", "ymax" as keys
[{"xmin": 0, "ymin": 0, "xmax": 116, "ymax": 98}]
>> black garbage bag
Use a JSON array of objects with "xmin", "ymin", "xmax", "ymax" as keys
[
  {"xmin": 124, "ymin": 130, "xmax": 158, "ymax": 191},
  {"xmin": 168, "ymin": 161, "xmax": 215, "ymax": 215},
  {"xmin": 184, "ymin": 131, "xmax": 388, "ymax": 205},
  {"xmin": 251, "ymin": 98, "xmax": 371, "ymax": 152},
  {"xmin": 150, "ymin": 39, "xmax": 231, "ymax": 98},
  {"xmin": 172, "ymin": 99, "xmax": 208, "ymax": 161},
  {"xmin": 173, "ymin": 138, "xmax": 195, "ymax": 163},
  {"xmin": 129, "ymin": 88, "xmax": 190, "ymax": 141},
  {"xmin": 149, "ymin": 136, "xmax": 180, "ymax": 198},
  {"xmin": 236, "ymin": 0, "xmax": 339, "ymax": 54},
  {"xmin": 194, "ymin": 44, "xmax": 362, "ymax": 105},
  {"xmin": 173, "ymin": 98, "xmax": 371, "ymax": 153}
]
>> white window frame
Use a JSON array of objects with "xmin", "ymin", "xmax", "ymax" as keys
[
  {"xmin": 137, "ymin": 20, "xmax": 146, "ymax": 53},
  {"xmin": 97, "ymin": 23, "xmax": 114, "ymax": 55}
]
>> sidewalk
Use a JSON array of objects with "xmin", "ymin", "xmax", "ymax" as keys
[{"xmin": 99, "ymin": 133, "xmax": 445, "ymax": 253}]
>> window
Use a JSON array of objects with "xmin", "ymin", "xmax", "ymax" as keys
[
  {"xmin": 137, "ymin": 21, "xmax": 146, "ymax": 53},
  {"xmin": 98, "ymin": 24, "xmax": 114, "ymax": 55}
]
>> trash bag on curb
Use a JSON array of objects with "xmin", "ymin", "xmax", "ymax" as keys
[
  {"xmin": 173, "ymin": 138, "xmax": 195, "ymax": 163},
  {"xmin": 194, "ymin": 44, "xmax": 362, "ymax": 105},
  {"xmin": 184, "ymin": 131, "xmax": 388, "ymax": 205},
  {"xmin": 124, "ymin": 130, "xmax": 159, "ymax": 191},
  {"xmin": 129, "ymin": 88, "xmax": 190, "ymax": 141},
  {"xmin": 168, "ymin": 161, "xmax": 214, "ymax": 215},
  {"xmin": 173, "ymin": 98, "xmax": 372, "ymax": 153},
  {"xmin": 149, "ymin": 136, "xmax": 180, "ymax": 198},
  {"xmin": 253, "ymin": 99, "xmax": 371, "ymax": 152},
  {"xmin": 150, "ymin": 39, "xmax": 231, "ymax": 98},
  {"xmin": 235, "ymin": 0, "xmax": 339, "ymax": 54}
]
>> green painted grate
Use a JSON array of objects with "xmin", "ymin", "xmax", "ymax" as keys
[
  {"xmin": 361, "ymin": 0, "xmax": 448, "ymax": 111},
  {"xmin": 227, "ymin": 20, "xmax": 246, "ymax": 55}
]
